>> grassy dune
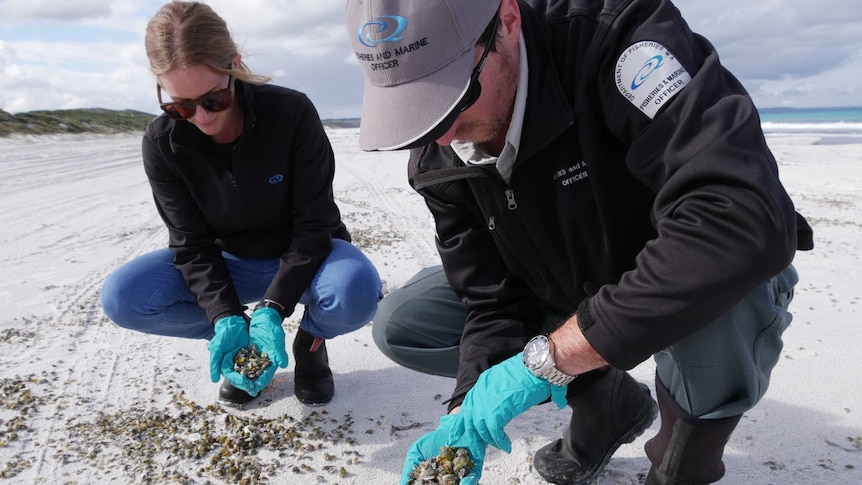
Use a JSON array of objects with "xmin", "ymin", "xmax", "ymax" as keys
[{"xmin": 0, "ymin": 108, "xmax": 360, "ymax": 137}]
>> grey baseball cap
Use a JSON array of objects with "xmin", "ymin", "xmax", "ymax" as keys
[{"xmin": 346, "ymin": 0, "xmax": 499, "ymax": 151}]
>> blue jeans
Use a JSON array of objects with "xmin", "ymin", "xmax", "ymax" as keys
[{"xmin": 101, "ymin": 239, "xmax": 382, "ymax": 340}]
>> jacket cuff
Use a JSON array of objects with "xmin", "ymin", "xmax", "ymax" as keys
[
  {"xmin": 208, "ymin": 306, "xmax": 247, "ymax": 327},
  {"xmin": 576, "ymin": 297, "xmax": 642, "ymax": 371},
  {"xmin": 446, "ymin": 393, "xmax": 466, "ymax": 413}
]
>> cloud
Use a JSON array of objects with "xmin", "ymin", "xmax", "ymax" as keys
[
  {"xmin": 0, "ymin": 41, "xmax": 13, "ymax": 67},
  {"xmin": 207, "ymin": 0, "xmax": 344, "ymax": 36},
  {"xmin": 205, "ymin": 0, "xmax": 348, "ymax": 59},
  {"xmin": 1, "ymin": 62, "xmax": 155, "ymax": 114},
  {"xmin": 2, "ymin": 39, "xmax": 143, "ymax": 70},
  {"xmin": 671, "ymin": 0, "xmax": 862, "ymax": 108},
  {"xmin": 0, "ymin": 0, "xmax": 111, "ymax": 23},
  {"xmin": 0, "ymin": 37, "xmax": 154, "ymax": 113},
  {"xmin": 677, "ymin": 0, "xmax": 862, "ymax": 81},
  {"xmin": 1, "ymin": 0, "xmax": 860, "ymax": 116},
  {"xmin": 746, "ymin": 50, "xmax": 862, "ymax": 108},
  {"xmin": 196, "ymin": 0, "xmax": 362, "ymax": 117},
  {"xmin": 0, "ymin": 1, "xmax": 357, "ymax": 116},
  {"xmin": 0, "ymin": 1, "xmax": 156, "ymax": 38}
]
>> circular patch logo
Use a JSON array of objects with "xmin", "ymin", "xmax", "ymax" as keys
[{"xmin": 615, "ymin": 41, "xmax": 691, "ymax": 119}]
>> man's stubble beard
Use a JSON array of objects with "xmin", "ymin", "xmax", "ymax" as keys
[{"xmin": 453, "ymin": 47, "xmax": 519, "ymax": 146}]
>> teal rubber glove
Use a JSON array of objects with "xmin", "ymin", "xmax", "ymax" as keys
[
  {"xmin": 449, "ymin": 352, "xmax": 568, "ymax": 453},
  {"xmin": 223, "ymin": 306, "xmax": 288, "ymax": 394},
  {"xmin": 208, "ymin": 315, "xmax": 249, "ymax": 383},
  {"xmin": 400, "ymin": 414, "xmax": 487, "ymax": 485},
  {"xmin": 249, "ymin": 307, "xmax": 289, "ymax": 367}
]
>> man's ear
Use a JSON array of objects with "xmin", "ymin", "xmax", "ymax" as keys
[{"xmin": 499, "ymin": 0, "xmax": 522, "ymax": 42}]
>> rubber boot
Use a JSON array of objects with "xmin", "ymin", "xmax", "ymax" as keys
[
  {"xmin": 219, "ymin": 381, "xmax": 256, "ymax": 405},
  {"xmin": 533, "ymin": 367, "xmax": 658, "ymax": 484},
  {"xmin": 644, "ymin": 375, "xmax": 742, "ymax": 484},
  {"xmin": 293, "ymin": 328, "xmax": 334, "ymax": 406}
]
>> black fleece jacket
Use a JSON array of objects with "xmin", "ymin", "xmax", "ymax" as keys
[
  {"xmin": 142, "ymin": 81, "xmax": 349, "ymax": 324},
  {"xmin": 408, "ymin": 0, "xmax": 813, "ymax": 409}
]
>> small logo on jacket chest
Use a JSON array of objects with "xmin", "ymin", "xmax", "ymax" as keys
[{"xmin": 268, "ymin": 174, "xmax": 284, "ymax": 184}]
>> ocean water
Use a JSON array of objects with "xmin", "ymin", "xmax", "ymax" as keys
[{"xmin": 758, "ymin": 106, "xmax": 862, "ymax": 140}]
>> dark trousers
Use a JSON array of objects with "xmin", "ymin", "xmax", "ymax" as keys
[{"xmin": 372, "ymin": 265, "xmax": 798, "ymax": 419}]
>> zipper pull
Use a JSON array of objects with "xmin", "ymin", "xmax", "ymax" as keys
[
  {"xmin": 505, "ymin": 189, "xmax": 518, "ymax": 210},
  {"xmin": 488, "ymin": 217, "xmax": 496, "ymax": 230}
]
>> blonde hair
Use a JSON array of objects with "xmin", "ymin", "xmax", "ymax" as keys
[{"xmin": 145, "ymin": 1, "xmax": 271, "ymax": 85}]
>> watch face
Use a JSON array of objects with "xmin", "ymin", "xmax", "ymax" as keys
[{"xmin": 523, "ymin": 336, "xmax": 551, "ymax": 370}]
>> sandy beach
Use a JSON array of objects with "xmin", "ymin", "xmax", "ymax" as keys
[{"xmin": 0, "ymin": 129, "xmax": 860, "ymax": 484}]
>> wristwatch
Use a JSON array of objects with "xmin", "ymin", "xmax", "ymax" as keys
[
  {"xmin": 254, "ymin": 299, "xmax": 286, "ymax": 320},
  {"xmin": 523, "ymin": 334, "xmax": 577, "ymax": 386}
]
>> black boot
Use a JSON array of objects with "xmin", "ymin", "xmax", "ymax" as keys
[
  {"xmin": 293, "ymin": 328, "xmax": 334, "ymax": 406},
  {"xmin": 533, "ymin": 367, "xmax": 658, "ymax": 484},
  {"xmin": 644, "ymin": 375, "xmax": 742, "ymax": 484},
  {"xmin": 219, "ymin": 380, "xmax": 256, "ymax": 405}
]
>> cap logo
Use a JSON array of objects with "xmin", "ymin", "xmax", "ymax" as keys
[
  {"xmin": 631, "ymin": 55, "xmax": 664, "ymax": 90},
  {"xmin": 358, "ymin": 15, "xmax": 407, "ymax": 47}
]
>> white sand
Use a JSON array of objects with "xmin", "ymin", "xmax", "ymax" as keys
[{"xmin": 0, "ymin": 129, "xmax": 859, "ymax": 484}]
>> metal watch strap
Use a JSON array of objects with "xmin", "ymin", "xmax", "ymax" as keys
[
  {"xmin": 542, "ymin": 334, "xmax": 577, "ymax": 386},
  {"xmin": 542, "ymin": 366, "xmax": 577, "ymax": 386},
  {"xmin": 255, "ymin": 299, "xmax": 285, "ymax": 319},
  {"xmin": 524, "ymin": 334, "xmax": 577, "ymax": 386}
]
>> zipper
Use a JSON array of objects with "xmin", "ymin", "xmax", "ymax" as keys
[
  {"xmin": 489, "ymin": 184, "xmax": 579, "ymax": 308},
  {"xmin": 415, "ymin": 163, "xmax": 576, "ymax": 307},
  {"xmin": 489, "ymin": 191, "xmax": 517, "ymax": 229},
  {"xmin": 482, "ymin": 183, "xmax": 549, "ymax": 293},
  {"xmin": 505, "ymin": 189, "xmax": 518, "ymax": 210}
]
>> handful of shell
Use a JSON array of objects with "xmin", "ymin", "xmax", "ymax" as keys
[
  {"xmin": 233, "ymin": 344, "xmax": 271, "ymax": 380},
  {"xmin": 408, "ymin": 446, "xmax": 474, "ymax": 485}
]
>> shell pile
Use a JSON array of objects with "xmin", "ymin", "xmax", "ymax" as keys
[
  {"xmin": 1, "ymin": 374, "xmax": 49, "ymax": 479},
  {"xmin": 233, "ymin": 344, "xmax": 272, "ymax": 380},
  {"xmin": 64, "ymin": 391, "xmax": 361, "ymax": 483},
  {"xmin": 408, "ymin": 446, "xmax": 474, "ymax": 485}
]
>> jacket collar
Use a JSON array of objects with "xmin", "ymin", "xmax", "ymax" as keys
[{"xmin": 514, "ymin": 2, "xmax": 574, "ymax": 164}]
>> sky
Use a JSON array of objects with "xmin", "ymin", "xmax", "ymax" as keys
[{"xmin": 1, "ymin": 0, "xmax": 861, "ymax": 119}]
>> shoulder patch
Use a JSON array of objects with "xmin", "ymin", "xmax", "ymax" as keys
[{"xmin": 614, "ymin": 41, "xmax": 691, "ymax": 119}]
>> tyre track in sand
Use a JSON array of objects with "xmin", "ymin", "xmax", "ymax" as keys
[
  {"xmin": 327, "ymin": 129, "xmax": 439, "ymax": 293},
  {"xmin": 0, "ymin": 134, "xmax": 175, "ymax": 482},
  {"xmin": 0, "ymin": 130, "xmax": 438, "ymax": 483}
]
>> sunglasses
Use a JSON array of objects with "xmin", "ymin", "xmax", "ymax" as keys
[
  {"xmin": 399, "ymin": 11, "xmax": 501, "ymax": 150},
  {"xmin": 456, "ymin": 12, "xmax": 500, "ymax": 113},
  {"xmin": 157, "ymin": 76, "xmax": 234, "ymax": 120}
]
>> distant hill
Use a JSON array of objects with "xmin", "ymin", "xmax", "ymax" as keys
[
  {"xmin": 322, "ymin": 118, "xmax": 361, "ymax": 129},
  {"xmin": 0, "ymin": 108, "xmax": 360, "ymax": 137},
  {"xmin": 0, "ymin": 108, "xmax": 156, "ymax": 137}
]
